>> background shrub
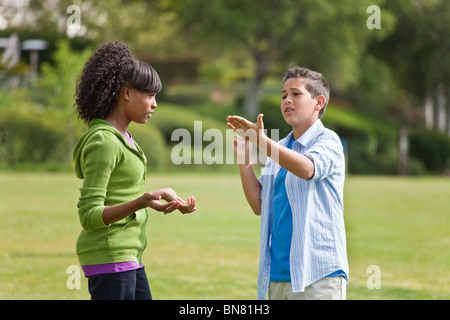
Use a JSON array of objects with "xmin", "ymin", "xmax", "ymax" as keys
[
  {"xmin": 261, "ymin": 95, "xmax": 400, "ymax": 174},
  {"xmin": 0, "ymin": 111, "xmax": 69, "ymax": 167},
  {"xmin": 409, "ymin": 129, "xmax": 450, "ymax": 172},
  {"xmin": 128, "ymin": 122, "xmax": 168, "ymax": 170}
]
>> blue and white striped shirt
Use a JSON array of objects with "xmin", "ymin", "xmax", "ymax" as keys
[{"xmin": 257, "ymin": 119, "xmax": 348, "ymax": 300}]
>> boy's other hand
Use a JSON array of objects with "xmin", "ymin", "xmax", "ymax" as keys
[{"xmin": 233, "ymin": 135, "xmax": 253, "ymax": 165}]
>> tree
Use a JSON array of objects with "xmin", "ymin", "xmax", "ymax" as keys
[
  {"xmin": 163, "ymin": 0, "xmax": 394, "ymax": 118},
  {"xmin": 34, "ymin": 40, "xmax": 91, "ymax": 159},
  {"xmin": 10, "ymin": 0, "xmax": 165, "ymax": 50},
  {"xmin": 370, "ymin": 0, "xmax": 450, "ymax": 134}
]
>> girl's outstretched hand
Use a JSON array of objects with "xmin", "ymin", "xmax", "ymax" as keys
[
  {"xmin": 142, "ymin": 190, "xmax": 196, "ymax": 215},
  {"xmin": 142, "ymin": 191, "xmax": 180, "ymax": 214},
  {"xmin": 178, "ymin": 196, "xmax": 197, "ymax": 214},
  {"xmin": 159, "ymin": 188, "xmax": 196, "ymax": 214}
]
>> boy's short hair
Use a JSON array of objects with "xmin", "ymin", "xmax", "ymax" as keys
[{"xmin": 283, "ymin": 67, "xmax": 330, "ymax": 119}]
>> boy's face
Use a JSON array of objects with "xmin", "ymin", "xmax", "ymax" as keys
[{"xmin": 281, "ymin": 77, "xmax": 324, "ymax": 131}]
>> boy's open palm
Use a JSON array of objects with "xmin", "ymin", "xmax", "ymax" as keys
[{"xmin": 227, "ymin": 114, "xmax": 265, "ymax": 147}]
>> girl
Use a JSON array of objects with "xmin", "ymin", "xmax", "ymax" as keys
[{"xmin": 73, "ymin": 41, "xmax": 196, "ymax": 300}]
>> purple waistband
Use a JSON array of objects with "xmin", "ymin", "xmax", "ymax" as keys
[{"xmin": 82, "ymin": 261, "xmax": 143, "ymax": 277}]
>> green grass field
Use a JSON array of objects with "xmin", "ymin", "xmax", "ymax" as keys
[{"xmin": 0, "ymin": 171, "xmax": 448, "ymax": 300}]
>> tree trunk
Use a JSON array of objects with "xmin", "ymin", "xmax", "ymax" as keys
[
  {"xmin": 446, "ymin": 87, "xmax": 450, "ymax": 137},
  {"xmin": 398, "ymin": 127, "xmax": 409, "ymax": 176},
  {"xmin": 435, "ymin": 83, "xmax": 447, "ymax": 132},
  {"xmin": 243, "ymin": 58, "xmax": 271, "ymax": 120},
  {"xmin": 244, "ymin": 78, "xmax": 262, "ymax": 119},
  {"xmin": 423, "ymin": 93, "xmax": 433, "ymax": 130}
]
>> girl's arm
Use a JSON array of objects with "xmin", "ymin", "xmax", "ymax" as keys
[
  {"xmin": 102, "ymin": 193, "xmax": 163, "ymax": 225},
  {"xmin": 102, "ymin": 188, "xmax": 196, "ymax": 225},
  {"xmin": 149, "ymin": 188, "xmax": 197, "ymax": 215},
  {"xmin": 78, "ymin": 133, "xmax": 196, "ymax": 229}
]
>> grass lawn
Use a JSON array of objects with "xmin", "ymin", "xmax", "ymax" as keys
[{"xmin": 0, "ymin": 171, "xmax": 448, "ymax": 300}]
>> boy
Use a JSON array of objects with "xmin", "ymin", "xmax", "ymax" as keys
[{"xmin": 227, "ymin": 67, "xmax": 348, "ymax": 300}]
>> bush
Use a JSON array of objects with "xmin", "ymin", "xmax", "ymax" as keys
[
  {"xmin": 261, "ymin": 94, "xmax": 400, "ymax": 174},
  {"xmin": 150, "ymin": 103, "xmax": 227, "ymax": 143},
  {"xmin": 0, "ymin": 101, "xmax": 232, "ymax": 171},
  {"xmin": 0, "ymin": 111, "xmax": 70, "ymax": 167},
  {"xmin": 324, "ymin": 107, "xmax": 399, "ymax": 174},
  {"xmin": 128, "ymin": 122, "xmax": 168, "ymax": 170},
  {"xmin": 409, "ymin": 129, "xmax": 450, "ymax": 172}
]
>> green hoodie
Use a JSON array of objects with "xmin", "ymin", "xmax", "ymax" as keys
[{"xmin": 73, "ymin": 119, "xmax": 148, "ymax": 266}]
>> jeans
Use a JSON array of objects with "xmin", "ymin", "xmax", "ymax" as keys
[{"xmin": 87, "ymin": 267, "xmax": 152, "ymax": 300}]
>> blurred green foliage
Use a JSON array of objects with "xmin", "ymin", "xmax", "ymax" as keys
[
  {"xmin": 409, "ymin": 130, "xmax": 450, "ymax": 172},
  {"xmin": 33, "ymin": 40, "xmax": 91, "ymax": 110},
  {"xmin": 0, "ymin": 34, "xmax": 448, "ymax": 174},
  {"xmin": 0, "ymin": 110, "xmax": 68, "ymax": 166},
  {"xmin": 1, "ymin": 0, "xmax": 450, "ymax": 174}
]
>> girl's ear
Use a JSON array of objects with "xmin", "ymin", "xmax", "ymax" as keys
[{"xmin": 121, "ymin": 86, "xmax": 131, "ymax": 101}]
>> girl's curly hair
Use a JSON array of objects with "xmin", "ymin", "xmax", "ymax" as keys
[{"xmin": 75, "ymin": 41, "xmax": 162, "ymax": 123}]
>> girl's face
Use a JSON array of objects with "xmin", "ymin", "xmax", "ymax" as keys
[{"xmin": 125, "ymin": 88, "xmax": 158, "ymax": 124}]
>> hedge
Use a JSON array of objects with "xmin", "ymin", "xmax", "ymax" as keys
[
  {"xmin": 260, "ymin": 95, "xmax": 399, "ymax": 174},
  {"xmin": 409, "ymin": 129, "xmax": 450, "ymax": 172},
  {"xmin": 0, "ymin": 110, "xmax": 70, "ymax": 167},
  {"xmin": 2, "ymin": 101, "xmax": 449, "ymax": 174}
]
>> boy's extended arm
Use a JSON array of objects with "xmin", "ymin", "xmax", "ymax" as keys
[
  {"xmin": 260, "ymin": 135, "xmax": 315, "ymax": 180},
  {"xmin": 227, "ymin": 114, "xmax": 315, "ymax": 180}
]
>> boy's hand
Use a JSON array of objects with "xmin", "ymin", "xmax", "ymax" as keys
[
  {"xmin": 227, "ymin": 114, "xmax": 265, "ymax": 147},
  {"xmin": 233, "ymin": 135, "xmax": 252, "ymax": 165}
]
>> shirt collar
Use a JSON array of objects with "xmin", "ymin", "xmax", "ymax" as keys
[{"xmin": 295, "ymin": 119, "xmax": 324, "ymax": 147}]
